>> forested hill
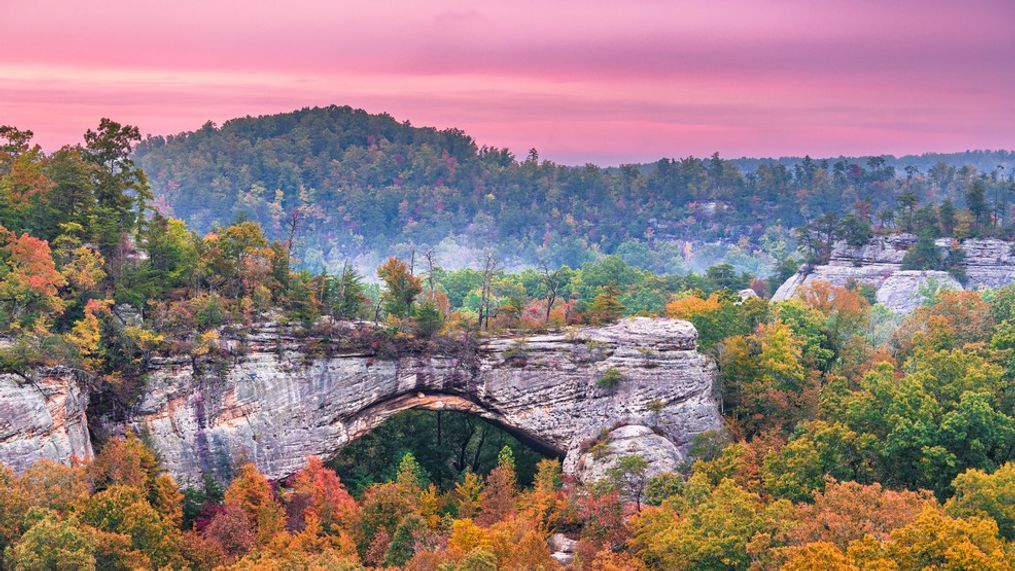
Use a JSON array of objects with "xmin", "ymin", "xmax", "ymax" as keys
[
  {"xmin": 134, "ymin": 105, "xmax": 1014, "ymax": 275},
  {"xmin": 728, "ymin": 151, "xmax": 1015, "ymax": 176}
]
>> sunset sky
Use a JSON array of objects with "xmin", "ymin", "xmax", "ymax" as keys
[{"xmin": 2, "ymin": 0, "xmax": 1013, "ymax": 164}]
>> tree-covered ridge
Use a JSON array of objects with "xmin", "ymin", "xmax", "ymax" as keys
[{"xmin": 134, "ymin": 105, "xmax": 1015, "ymax": 274}]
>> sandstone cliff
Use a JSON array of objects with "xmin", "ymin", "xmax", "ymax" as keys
[
  {"xmin": 0, "ymin": 318, "xmax": 722, "ymax": 486},
  {"xmin": 773, "ymin": 235, "xmax": 1015, "ymax": 313},
  {"xmin": 0, "ymin": 369, "xmax": 92, "ymax": 471}
]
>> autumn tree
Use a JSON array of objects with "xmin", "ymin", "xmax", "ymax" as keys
[
  {"xmin": 0, "ymin": 465, "xmax": 28, "ymax": 556},
  {"xmin": 202, "ymin": 504, "xmax": 256, "ymax": 561},
  {"xmin": 88, "ymin": 433, "xmax": 161, "ymax": 493},
  {"xmin": 0, "ymin": 227, "xmax": 66, "ymax": 331},
  {"xmin": 16, "ymin": 460, "xmax": 89, "ymax": 514},
  {"xmin": 452, "ymin": 471, "xmax": 485, "ymax": 520},
  {"xmin": 631, "ymin": 479, "xmax": 784, "ymax": 571},
  {"xmin": 667, "ymin": 290, "xmax": 767, "ymax": 349},
  {"xmin": 788, "ymin": 479, "xmax": 934, "ymax": 548},
  {"xmin": 288, "ymin": 456, "xmax": 357, "ymax": 534},
  {"xmin": 64, "ymin": 298, "xmax": 113, "ymax": 372},
  {"xmin": 720, "ymin": 320, "xmax": 818, "ymax": 435},
  {"xmin": 356, "ymin": 453, "xmax": 428, "ymax": 556},
  {"xmin": 540, "ymin": 263, "xmax": 573, "ymax": 323},
  {"xmin": 77, "ymin": 484, "xmax": 184, "ymax": 568},
  {"xmin": 588, "ymin": 285, "xmax": 625, "ymax": 324},
  {"xmin": 946, "ymin": 463, "xmax": 1014, "ymax": 540},
  {"xmin": 223, "ymin": 463, "xmax": 286, "ymax": 545},
  {"xmin": 199, "ymin": 221, "xmax": 274, "ymax": 301},
  {"xmin": 796, "ymin": 280, "xmax": 871, "ymax": 356},
  {"xmin": 3, "ymin": 514, "xmax": 98, "ymax": 570},
  {"xmin": 477, "ymin": 447, "xmax": 518, "ymax": 526},
  {"xmin": 882, "ymin": 507, "xmax": 1010, "ymax": 570},
  {"xmin": 377, "ymin": 257, "xmax": 423, "ymax": 321}
]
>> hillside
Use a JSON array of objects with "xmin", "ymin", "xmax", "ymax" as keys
[
  {"xmin": 2, "ymin": 117, "xmax": 1013, "ymax": 570},
  {"xmin": 135, "ymin": 106, "xmax": 1015, "ymax": 276}
]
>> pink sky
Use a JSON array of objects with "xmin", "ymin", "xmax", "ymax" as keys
[{"xmin": 1, "ymin": 0, "xmax": 1013, "ymax": 164}]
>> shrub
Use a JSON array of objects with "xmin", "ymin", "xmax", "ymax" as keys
[{"xmin": 597, "ymin": 368, "xmax": 624, "ymax": 391}]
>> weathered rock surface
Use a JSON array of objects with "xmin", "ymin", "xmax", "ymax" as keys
[
  {"xmin": 773, "ymin": 235, "xmax": 1015, "ymax": 313},
  {"xmin": 0, "ymin": 318, "xmax": 722, "ymax": 486},
  {"xmin": 568, "ymin": 424, "xmax": 685, "ymax": 485},
  {"xmin": 0, "ymin": 369, "xmax": 92, "ymax": 471},
  {"xmin": 549, "ymin": 533, "xmax": 578, "ymax": 564}
]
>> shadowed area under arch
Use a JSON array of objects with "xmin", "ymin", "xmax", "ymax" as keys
[{"xmin": 328, "ymin": 406, "xmax": 555, "ymax": 494}]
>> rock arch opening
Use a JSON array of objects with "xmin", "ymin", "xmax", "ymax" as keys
[{"xmin": 328, "ymin": 399, "xmax": 559, "ymax": 493}]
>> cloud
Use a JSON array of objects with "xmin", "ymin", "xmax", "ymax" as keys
[{"xmin": 0, "ymin": 0, "xmax": 1012, "ymax": 163}]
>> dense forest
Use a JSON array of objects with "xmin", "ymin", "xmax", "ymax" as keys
[
  {"xmin": 134, "ymin": 106, "xmax": 1015, "ymax": 276},
  {"xmin": 0, "ymin": 119, "xmax": 1012, "ymax": 569}
]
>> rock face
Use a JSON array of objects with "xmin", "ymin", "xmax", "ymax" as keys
[
  {"xmin": 549, "ymin": 533, "xmax": 578, "ymax": 564},
  {"xmin": 0, "ymin": 318, "xmax": 722, "ymax": 486},
  {"xmin": 569, "ymin": 424, "xmax": 685, "ymax": 485},
  {"xmin": 773, "ymin": 235, "xmax": 1015, "ymax": 313},
  {"xmin": 0, "ymin": 369, "xmax": 93, "ymax": 472}
]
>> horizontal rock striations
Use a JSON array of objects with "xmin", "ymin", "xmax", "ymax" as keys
[
  {"xmin": 773, "ymin": 235, "xmax": 1015, "ymax": 313},
  {"xmin": 0, "ymin": 318, "xmax": 722, "ymax": 486}
]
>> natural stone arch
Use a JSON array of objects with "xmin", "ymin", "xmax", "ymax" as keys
[
  {"xmin": 337, "ymin": 391, "xmax": 568, "ymax": 459},
  {"xmin": 1, "ymin": 318, "xmax": 722, "ymax": 486}
]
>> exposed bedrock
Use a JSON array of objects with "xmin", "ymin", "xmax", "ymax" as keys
[
  {"xmin": 0, "ymin": 317, "xmax": 722, "ymax": 486},
  {"xmin": 773, "ymin": 235, "xmax": 1015, "ymax": 313},
  {"xmin": 0, "ymin": 369, "xmax": 93, "ymax": 472}
]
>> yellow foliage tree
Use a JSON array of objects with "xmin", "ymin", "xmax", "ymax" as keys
[{"xmin": 223, "ymin": 463, "xmax": 286, "ymax": 545}]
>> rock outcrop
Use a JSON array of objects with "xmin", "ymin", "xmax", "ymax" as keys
[
  {"xmin": 773, "ymin": 235, "xmax": 1015, "ymax": 313},
  {"xmin": 0, "ymin": 318, "xmax": 722, "ymax": 486},
  {"xmin": 0, "ymin": 369, "xmax": 93, "ymax": 472},
  {"xmin": 569, "ymin": 424, "xmax": 685, "ymax": 485}
]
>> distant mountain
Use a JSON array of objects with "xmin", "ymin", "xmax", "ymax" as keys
[
  {"xmin": 134, "ymin": 105, "xmax": 1012, "ymax": 276},
  {"xmin": 724, "ymin": 151, "xmax": 1015, "ymax": 175},
  {"xmin": 609, "ymin": 151, "xmax": 1015, "ymax": 176}
]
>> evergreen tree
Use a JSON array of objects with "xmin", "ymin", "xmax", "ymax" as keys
[
  {"xmin": 903, "ymin": 207, "xmax": 944, "ymax": 270},
  {"xmin": 324, "ymin": 263, "xmax": 366, "ymax": 320},
  {"xmin": 967, "ymin": 179, "xmax": 989, "ymax": 231},
  {"xmin": 839, "ymin": 214, "xmax": 873, "ymax": 247},
  {"xmin": 82, "ymin": 119, "xmax": 151, "ymax": 266},
  {"xmin": 413, "ymin": 298, "xmax": 444, "ymax": 338},
  {"xmin": 939, "ymin": 198, "xmax": 957, "ymax": 236},
  {"xmin": 383, "ymin": 514, "xmax": 426, "ymax": 566}
]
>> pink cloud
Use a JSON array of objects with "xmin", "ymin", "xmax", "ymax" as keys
[{"xmin": 0, "ymin": 0, "xmax": 1012, "ymax": 163}]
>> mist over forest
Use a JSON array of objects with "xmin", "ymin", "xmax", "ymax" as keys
[{"xmin": 135, "ymin": 106, "xmax": 1015, "ymax": 278}]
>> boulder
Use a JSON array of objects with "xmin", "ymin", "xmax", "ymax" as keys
[{"xmin": 568, "ymin": 424, "xmax": 686, "ymax": 486}]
